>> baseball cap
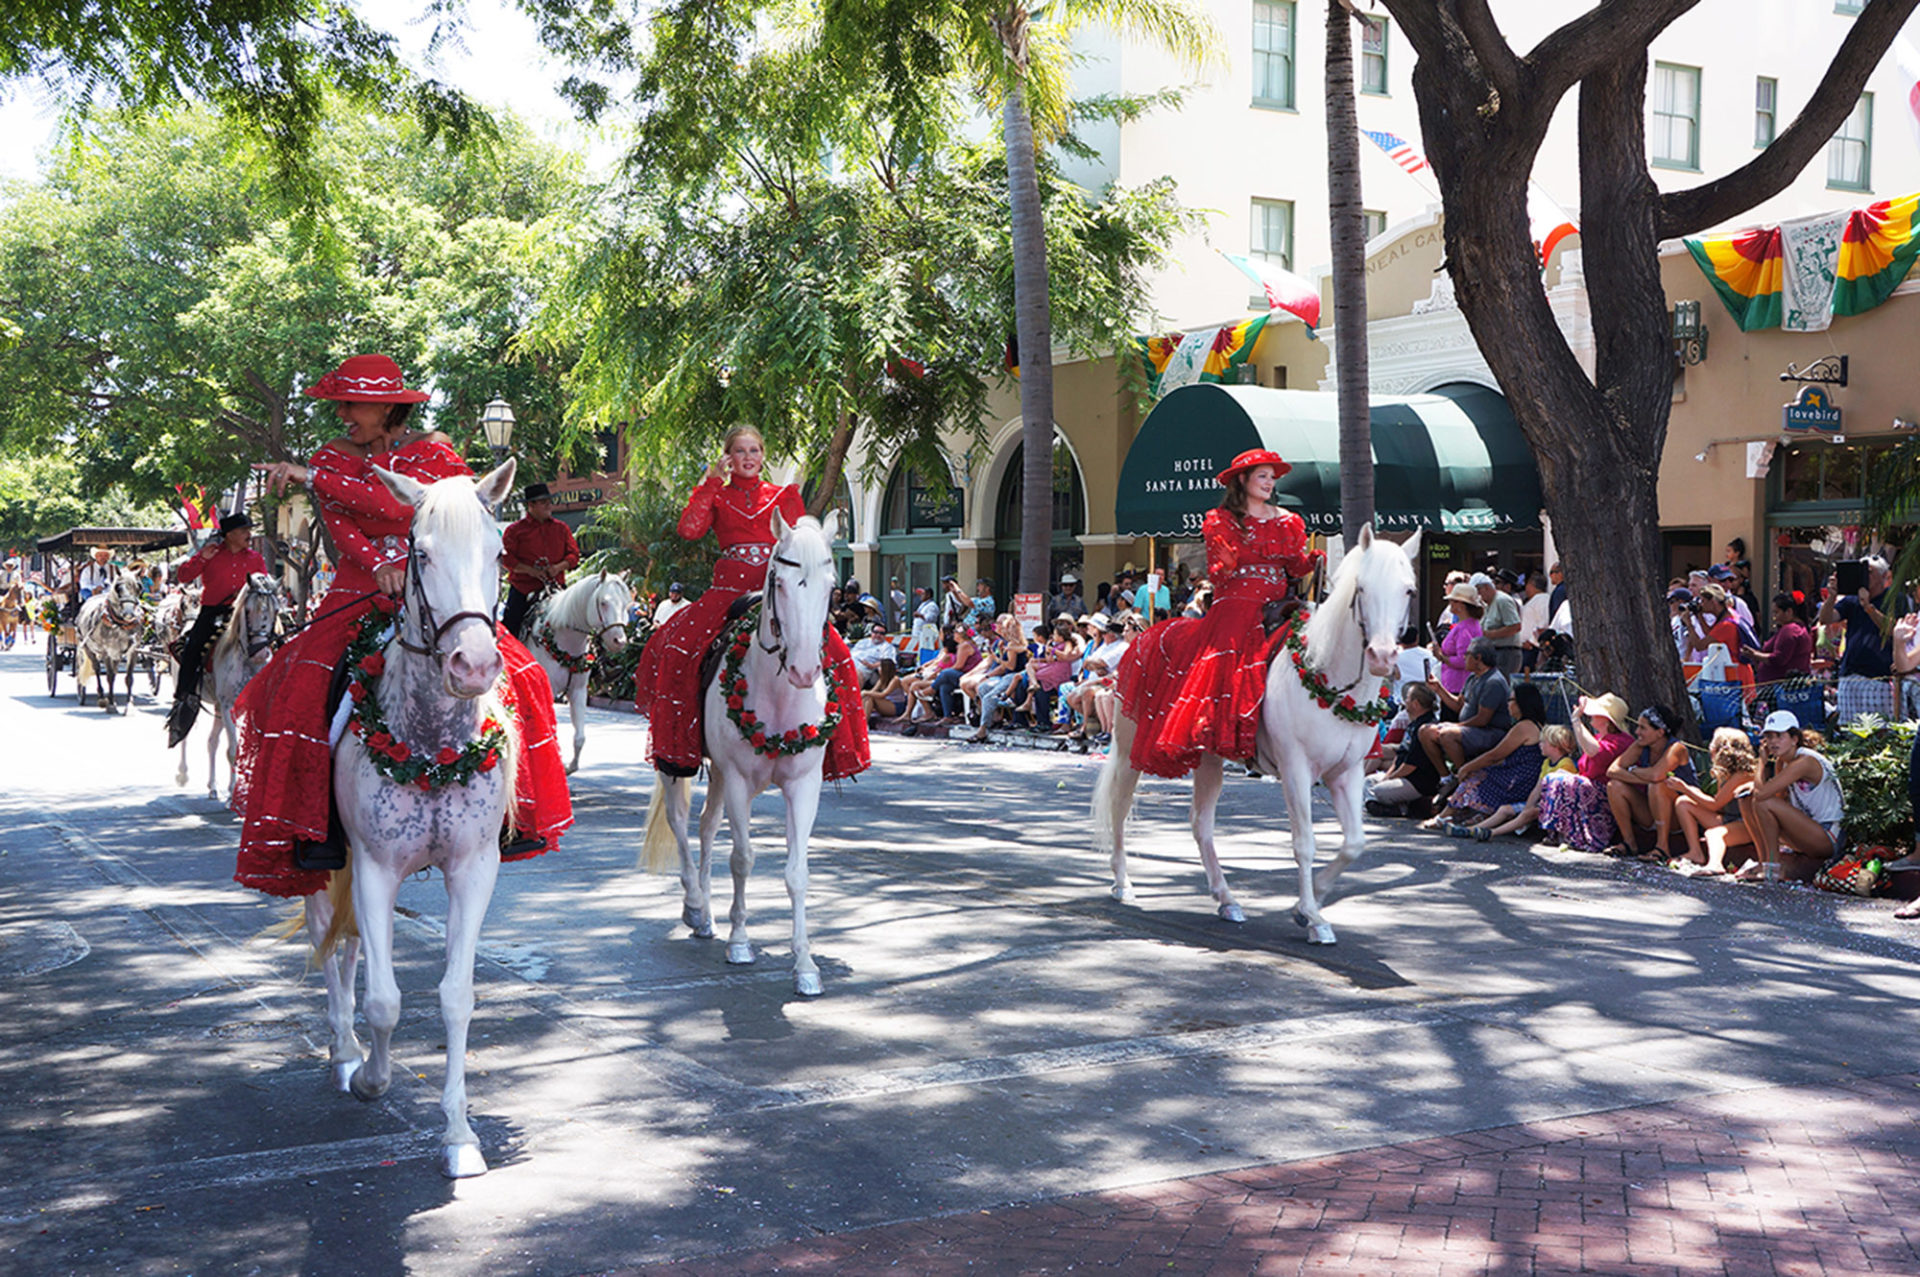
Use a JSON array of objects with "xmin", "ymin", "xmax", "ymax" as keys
[
  {"xmin": 1707, "ymin": 564, "xmax": 1736, "ymax": 581},
  {"xmin": 1762, "ymin": 709, "xmax": 1801, "ymax": 734},
  {"xmin": 1665, "ymin": 587, "xmax": 1691, "ymax": 603},
  {"xmin": 668, "ymin": 581, "xmax": 684, "ymax": 592}
]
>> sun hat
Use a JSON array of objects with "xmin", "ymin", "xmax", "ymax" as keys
[
  {"xmin": 1060, "ymin": 573, "xmax": 1078, "ymax": 584},
  {"xmin": 1215, "ymin": 448, "xmax": 1293, "ymax": 487},
  {"xmin": 1762, "ymin": 709, "xmax": 1802, "ymax": 734},
  {"xmin": 1445, "ymin": 582, "xmax": 1480, "ymax": 606},
  {"xmin": 1584, "ymin": 693, "xmax": 1630, "ymax": 732},
  {"xmin": 1085, "ymin": 611, "xmax": 1109, "ymax": 628},
  {"xmin": 304, "ymin": 353, "xmax": 430, "ymax": 404},
  {"xmin": 858, "ymin": 593, "xmax": 882, "ymax": 613}
]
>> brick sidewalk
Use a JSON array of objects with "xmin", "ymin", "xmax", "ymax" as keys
[{"xmin": 623, "ymin": 1073, "xmax": 1920, "ymax": 1276}]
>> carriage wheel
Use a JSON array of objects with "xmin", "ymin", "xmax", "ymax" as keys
[{"xmin": 45, "ymin": 642, "xmax": 58, "ymax": 696}]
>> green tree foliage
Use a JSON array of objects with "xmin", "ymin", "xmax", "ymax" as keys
[
  {"xmin": 0, "ymin": 454, "xmax": 171, "ymax": 552},
  {"xmin": 0, "ymin": 101, "xmax": 594, "ymax": 507},
  {"xmin": 533, "ymin": 0, "xmax": 1193, "ymax": 526}
]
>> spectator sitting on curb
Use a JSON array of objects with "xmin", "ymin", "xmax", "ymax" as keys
[
  {"xmin": 926, "ymin": 627, "xmax": 982, "ymax": 726},
  {"xmin": 967, "ymin": 613, "xmax": 1030, "ymax": 742},
  {"xmin": 1665, "ymin": 727, "xmax": 1759, "ymax": 877},
  {"xmin": 1537, "ymin": 693, "xmax": 1635, "ymax": 852},
  {"xmin": 1431, "ymin": 681, "xmax": 1551, "ymax": 833},
  {"xmin": 1736, "ymin": 710, "xmax": 1844, "ymax": 883},
  {"xmin": 1420, "ymin": 637, "xmax": 1511, "ymax": 798},
  {"xmin": 1601, "ymin": 703, "xmax": 1695, "ymax": 858},
  {"xmin": 1365, "ymin": 682, "xmax": 1442, "ymax": 819},
  {"xmin": 850, "ymin": 621, "xmax": 897, "ymax": 688},
  {"xmin": 862, "ymin": 659, "xmax": 908, "ymax": 726},
  {"xmin": 1456, "ymin": 723, "xmax": 1577, "ymax": 841},
  {"xmin": 1065, "ymin": 615, "xmax": 1128, "ymax": 742}
]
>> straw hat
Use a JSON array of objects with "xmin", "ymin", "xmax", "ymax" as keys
[
  {"xmin": 1444, "ymin": 581, "xmax": 1480, "ymax": 606},
  {"xmin": 1583, "ymin": 693, "xmax": 1630, "ymax": 732}
]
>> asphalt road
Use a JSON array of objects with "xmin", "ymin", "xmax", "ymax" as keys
[{"xmin": 2, "ymin": 641, "xmax": 1917, "ymax": 1276}]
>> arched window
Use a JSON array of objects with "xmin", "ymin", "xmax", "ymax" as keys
[
  {"xmin": 883, "ymin": 467, "xmax": 962, "ymax": 535},
  {"xmin": 992, "ymin": 439, "xmax": 1086, "ymax": 600}
]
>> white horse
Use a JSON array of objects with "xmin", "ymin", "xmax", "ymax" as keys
[
  {"xmin": 176, "ymin": 573, "xmax": 280, "ymax": 799},
  {"xmin": 525, "ymin": 571, "xmax": 634, "ymax": 773},
  {"xmin": 75, "ymin": 571, "xmax": 146, "ymax": 712},
  {"xmin": 641, "ymin": 510, "xmax": 841, "ymax": 997},
  {"xmin": 1094, "ymin": 527, "xmax": 1419, "ymax": 946},
  {"xmin": 308, "ymin": 458, "xmax": 519, "ymax": 1178}
]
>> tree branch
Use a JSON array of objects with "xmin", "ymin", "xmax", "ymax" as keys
[
  {"xmin": 1660, "ymin": 0, "xmax": 1920, "ymax": 237},
  {"xmin": 1523, "ymin": 0, "xmax": 1697, "ymax": 103},
  {"xmin": 1453, "ymin": 0, "xmax": 1519, "ymax": 106}
]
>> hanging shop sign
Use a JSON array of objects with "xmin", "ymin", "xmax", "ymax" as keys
[{"xmin": 1782, "ymin": 385, "xmax": 1843, "ymax": 434}]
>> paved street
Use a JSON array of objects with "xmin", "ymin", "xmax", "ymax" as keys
[{"xmin": 3, "ymin": 642, "xmax": 1919, "ymax": 1276}]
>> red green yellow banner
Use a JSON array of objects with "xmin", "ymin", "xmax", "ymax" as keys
[
  {"xmin": 1137, "ymin": 313, "xmax": 1270, "ymax": 398},
  {"xmin": 1687, "ymin": 193, "xmax": 1920, "ymax": 331}
]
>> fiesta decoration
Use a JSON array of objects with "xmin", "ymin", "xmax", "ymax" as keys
[
  {"xmin": 718, "ymin": 605, "xmax": 843, "ymax": 760},
  {"xmin": 1276, "ymin": 615, "xmax": 1393, "ymax": 726},
  {"xmin": 1137, "ymin": 313, "xmax": 1272, "ymax": 399},
  {"xmin": 535, "ymin": 619, "xmax": 594, "ymax": 676},
  {"xmin": 341, "ymin": 597, "xmax": 510, "ymax": 790},
  {"xmin": 1686, "ymin": 192, "xmax": 1920, "ymax": 332}
]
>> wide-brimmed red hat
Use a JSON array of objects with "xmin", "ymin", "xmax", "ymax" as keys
[
  {"xmin": 304, "ymin": 354, "xmax": 430, "ymax": 404},
  {"xmin": 1216, "ymin": 447, "xmax": 1292, "ymax": 486}
]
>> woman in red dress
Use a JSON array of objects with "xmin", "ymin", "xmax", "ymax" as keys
[
  {"xmin": 633, "ymin": 426, "xmax": 869, "ymax": 780},
  {"xmin": 233, "ymin": 354, "xmax": 573, "ymax": 899},
  {"xmin": 1118, "ymin": 448, "xmax": 1318, "ymax": 779}
]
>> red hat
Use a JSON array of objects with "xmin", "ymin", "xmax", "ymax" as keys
[
  {"xmin": 304, "ymin": 354, "xmax": 430, "ymax": 404},
  {"xmin": 1216, "ymin": 447, "xmax": 1292, "ymax": 487}
]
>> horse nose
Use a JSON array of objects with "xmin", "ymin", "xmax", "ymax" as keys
[
  {"xmin": 446, "ymin": 646, "xmax": 503, "ymax": 697},
  {"xmin": 1367, "ymin": 642, "xmax": 1397, "ymax": 675},
  {"xmin": 786, "ymin": 658, "xmax": 823, "ymax": 689}
]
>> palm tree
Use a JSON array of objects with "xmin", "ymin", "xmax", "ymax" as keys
[
  {"xmin": 899, "ymin": 1, "xmax": 1221, "ymax": 593},
  {"xmin": 1327, "ymin": 0, "xmax": 1374, "ymax": 542}
]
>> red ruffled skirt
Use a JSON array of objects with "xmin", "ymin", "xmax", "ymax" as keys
[
  {"xmin": 634, "ymin": 583, "xmax": 869, "ymax": 781},
  {"xmin": 231, "ymin": 593, "xmax": 574, "ymax": 898},
  {"xmin": 1117, "ymin": 594, "xmax": 1283, "ymax": 779}
]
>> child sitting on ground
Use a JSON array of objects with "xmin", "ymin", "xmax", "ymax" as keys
[{"xmin": 1460, "ymin": 724, "xmax": 1576, "ymax": 841}]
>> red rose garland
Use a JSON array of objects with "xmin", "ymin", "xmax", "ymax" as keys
[
  {"xmin": 719, "ymin": 607, "xmax": 842, "ymax": 760},
  {"xmin": 342, "ymin": 596, "xmax": 509, "ymax": 789},
  {"xmin": 1277, "ymin": 615, "xmax": 1392, "ymax": 726},
  {"xmin": 535, "ymin": 618, "xmax": 594, "ymax": 676}
]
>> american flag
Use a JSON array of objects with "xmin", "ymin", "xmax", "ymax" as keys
[{"xmin": 1363, "ymin": 129, "xmax": 1429, "ymax": 177}]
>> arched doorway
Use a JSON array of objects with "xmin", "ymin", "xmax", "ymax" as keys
[
  {"xmin": 993, "ymin": 439, "xmax": 1086, "ymax": 606},
  {"xmin": 878, "ymin": 463, "xmax": 961, "ymax": 629}
]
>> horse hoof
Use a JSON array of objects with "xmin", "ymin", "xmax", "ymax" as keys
[
  {"xmin": 348, "ymin": 1068, "xmax": 390, "ymax": 1103},
  {"xmin": 794, "ymin": 970, "xmax": 823, "ymax": 997},
  {"xmin": 1218, "ymin": 903, "xmax": 1246, "ymax": 924},
  {"xmin": 727, "ymin": 942, "xmax": 755, "ymax": 966},
  {"xmin": 1307, "ymin": 923, "xmax": 1338, "ymax": 946},
  {"xmin": 681, "ymin": 905, "xmax": 714, "ymax": 938},
  {"xmin": 1110, "ymin": 884, "xmax": 1136, "ymax": 905},
  {"xmin": 441, "ymin": 1143, "xmax": 488, "ymax": 1179},
  {"xmin": 1292, "ymin": 909, "xmax": 1309, "ymax": 929},
  {"xmin": 331, "ymin": 1058, "xmax": 362, "ymax": 1093}
]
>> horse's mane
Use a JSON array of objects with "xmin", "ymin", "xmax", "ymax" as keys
[
  {"xmin": 543, "ymin": 573, "xmax": 631, "ymax": 633},
  {"xmin": 415, "ymin": 473, "xmax": 494, "ymax": 543},
  {"xmin": 1302, "ymin": 547, "xmax": 1364, "ymax": 670}
]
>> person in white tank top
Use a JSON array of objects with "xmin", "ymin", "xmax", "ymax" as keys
[{"xmin": 1738, "ymin": 710, "xmax": 1845, "ymax": 882}]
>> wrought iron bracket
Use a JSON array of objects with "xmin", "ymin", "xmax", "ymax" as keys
[{"xmin": 1780, "ymin": 355, "xmax": 1848, "ymax": 386}]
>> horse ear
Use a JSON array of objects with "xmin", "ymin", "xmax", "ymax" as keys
[
  {"xmin": 1400, "ymin": 529, "xmax": 1423, "ymax": 563},
  {"xmin": 770, "ymin": 506, "xmax": 791, "ymax": 540},
  {"xmin": 474, "ymin": 458, "xmax": 517, "ymax": 512},
  {"xmin": 599, "ymin": 569, "xmax": 608, "ymax": 581},
  {"xmin": 820, "ymin": 509, "xmax": 842, "ymax": 545},
  {"xmin": 1355, "ymin": 524, "xmax": 1375, "ymax": 551},
  {"xmin": 375, "ymin": 464, "xmax": 431, "ymax": 509}
]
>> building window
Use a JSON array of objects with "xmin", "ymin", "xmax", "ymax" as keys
[
  {"xmin": 1363, "ymin": 208, "xmax": 1387, "ymax": 241},
  {"xmin": 1650, "ymin": 62, "xmax": 1701, "ymax": 170},
  {"xmin": 1250, "ymin": 198, "xmax": 1293, "ymax": 306},
  {"xmin": 1252, "ymin": 1, "xmax": 1295, "ymax": 109},
  {"xmin": 1755, "ymin": 76, "xmax": 1777, "ymax": 148},
  {"xmin": 1834, "ymin": 0, "xmax": 1864, "ymax": 13},
  {"xmin": 1828, "ymin": 93, "xmax": 1872, "ymax": 189},
  {"xmin": 1359, "ymin": 16, "xmax": 1388, "ymax": 95}
]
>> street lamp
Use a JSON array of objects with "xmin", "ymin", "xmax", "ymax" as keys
[{"xmin": 479, "ymin": 397, "xmax": 516, "ymax": 464}]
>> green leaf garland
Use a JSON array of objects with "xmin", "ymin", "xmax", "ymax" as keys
[
  {"xmin": 536, "ymin": 619, "xmax": 595, "ymax": 676},
  {"xmin": 718, "ymin": 607, "xmax": 842, "ymax": 760},
  {"xmin": 343, "ymin": 597, "xmax": 510, "ymax": 791},
  {"xmin": 1278, "ymin": 616, "xmax": 1393, "ymax": 726}
]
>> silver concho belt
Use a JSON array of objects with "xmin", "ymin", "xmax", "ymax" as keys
[
  {"xmin": 721, "ymin": 544, "xmax": 773, "ymax": 566},
  {"xmin": 1235, "ymin": 564, "xmax": 1289, "ymax": 584}
]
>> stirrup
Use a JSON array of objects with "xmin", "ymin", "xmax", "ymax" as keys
[{"xmin": 501, "ymin": 827, "xmax": 546, "ymax": 861}]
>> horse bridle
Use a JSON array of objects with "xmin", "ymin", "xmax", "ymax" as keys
[
  {"xmin": 101, "ymin": 588, "xmax": 142, "ymax": 632},
  {"xmin": 396, "ymin": 528, "xmax": 498, "ymax": 659},
  {"xmin": 241, "ymin": 580, "xmax": 281, "ymax": 658}
]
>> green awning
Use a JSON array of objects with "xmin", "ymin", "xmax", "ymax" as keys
[{"xmin": 1114, "ymin": 383, "xmax": 1542, "ymax": 537}]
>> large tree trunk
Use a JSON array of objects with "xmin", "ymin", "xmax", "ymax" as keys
[
  {"xmin": 808, "ymin": 403, "xmax": 858, "ymax": 522},
  {"xmin": 1326, "ymin": 0, "xmax": 1373, "ymax": 543},
  {"xmin": 1004, "ymin": 84, "xmax": 1057, "ymax": 597}
]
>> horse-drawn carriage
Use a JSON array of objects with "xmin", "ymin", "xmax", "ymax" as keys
[{"xmin": 36, "ymin": 526, "xmax": 190, "ymax": 704}]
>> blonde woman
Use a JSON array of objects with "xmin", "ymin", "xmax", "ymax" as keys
[{"xmin": 1665, "ymin": 728, "xmax": 1759, "ymax": 877}]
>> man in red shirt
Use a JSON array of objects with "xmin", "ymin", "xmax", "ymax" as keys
[
  {"xmin": 501, "ymin": 482, "xmax": 581, "ymax": 639},
  {"xmin": 166, "ymin": 511, "xmax": 270, "ymax": 746}
]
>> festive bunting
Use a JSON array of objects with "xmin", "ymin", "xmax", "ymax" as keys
[
  {"xmin": 1687, "ymin": 193, "xmax": 1920, "ymax": 331},
  {"xmin": 1221, "ymin": 253, "xmax": 1321, "ymax": 328},
  {"xmin": 175, "ymin": 483, "xmax": 216, "ymax": 530},
  {"xmin": 1136, "ymin": 314, "xmax": 1271, "ymax": 398}
]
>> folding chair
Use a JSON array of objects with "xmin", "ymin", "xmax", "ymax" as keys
[
  {"xmin": 1771, "ymin": 679, "xmax": 1827, "ymax": 733},
  {"xmin": 1695, "ymin": 679, "xmax": 1746, "ymax": 734}
]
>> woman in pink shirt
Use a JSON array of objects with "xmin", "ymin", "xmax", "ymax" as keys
[{"xmin": 1536, "ymin": 693, "xmax": 1636, "ymax": 852}]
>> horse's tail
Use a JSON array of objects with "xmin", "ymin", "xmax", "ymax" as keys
[
  {"xmin": 640, "ymin": 771, "xmax": 687, "ymax": 874},
  {"xmin": 315, "ymin": 860, "xmax": 358, "ymax": 961},
  {"xmin": 1091, "ymin": 712, "xmax": 1141, "ymax": 853}
]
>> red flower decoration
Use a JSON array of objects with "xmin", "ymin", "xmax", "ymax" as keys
[
  {"xmin": 801, "ymin": 723, "xmax": 819, "ymax": 739},
  {"xmin": 368, "ymin": 731, "xmax": 392, "ymax": 751},
  {"xmin": 389, "ymin": 741, "xmax": 411, "ymax": 763},
  {"xmin": 478, "ymin": 751, "xmax": 499, "ymax": 772},
  {"xmin": 750, "ymin": 731, "xmax": 767, "ymax": 748},
  {"xmin": 436, "ymin": 747, "xmax": 459, "ymax": 766},
  {"xmin": 349, "ymin": 682, "xmax": 368, "ymax": 702},
  {"xmin": 741, "ymin": 711, "xmax": 757, "ymax": 727},
  {"xmin": 360, "ymin": 652, "xmax": 386, "ymax": 677},
  {"xmin": 726, "ymin": 694, "xmax": 744, "ymax": 710},
  {"xmin": 1340, "ymin": 695, "xmax": 1356, "ymax": 709},
  {"xmin": 415, "ymin": 775, "xmax": 434, "ymax": 791}
]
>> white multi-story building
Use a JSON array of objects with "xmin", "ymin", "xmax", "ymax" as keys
[{"xmin": 1067, "ymin": 0, "xmax": 1920, "ymax": 330}]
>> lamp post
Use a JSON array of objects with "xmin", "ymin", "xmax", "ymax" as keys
[{"xmin": 479, "ymin": 397, "xmax": 516, "ymax": 465}]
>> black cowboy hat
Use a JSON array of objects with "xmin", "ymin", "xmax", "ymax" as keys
[
  {"xmin": 218, "ymin": 512, "xmax": 252, "ymax": 535},
  {"xmin": 523, "ymin": 483, "xmax": 552, "ymax": 503}
]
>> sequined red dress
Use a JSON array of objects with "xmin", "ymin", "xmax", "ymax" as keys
[
  {"xmin": 1117, "ymin": 507, "xmax": 1316, "ymax": 778},
  {"xmin": 632, "ymin": 473, "xmax": 870, "ymax": 780},
  {"xmin": 231, "ymin": 439, "xmax": 573, "ymax": 898}
]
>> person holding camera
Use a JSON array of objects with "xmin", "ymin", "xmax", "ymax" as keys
[
  {"xmin": 1818, "ymin": 555, "xmax": 1903, "ymax": 725},
  {"xmin": 1680, "ymin": 583, "xmax": 1749, "ymax": 663}
]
